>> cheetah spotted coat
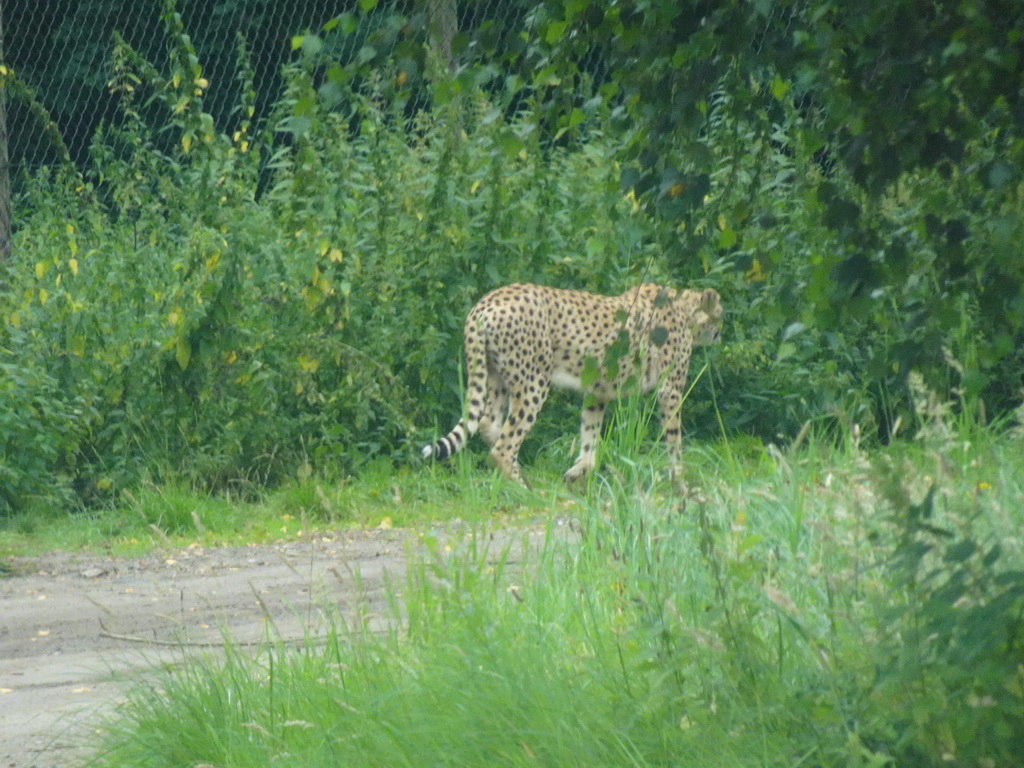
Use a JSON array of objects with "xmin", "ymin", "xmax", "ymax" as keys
[{"xmin": 422, "ymin": 283, "xmax": 723, "ymax": 487}]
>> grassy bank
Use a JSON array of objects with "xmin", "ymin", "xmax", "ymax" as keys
[{"xmin": 73, "ymin": 414, "xmax": 1024, "ymax": 768}]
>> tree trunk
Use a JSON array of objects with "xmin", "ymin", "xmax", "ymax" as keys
[{"xmin": 425, "ymin": 0, "xmax": 457, "ymax": 74}]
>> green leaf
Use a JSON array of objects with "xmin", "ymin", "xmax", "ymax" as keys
[
  {"xmin": 338, "ymin": 12, "xmax": 358, "ymax": 34},
  {"xmin": 944, "ymin": 540, "xmax": 976, "ymax": 564},
  {"xmin": 534, "ymin": 65, "xmax": 561, "ymax": 87},
  {"xmin": 357, "ymin": 45, "xmax": 377, "ymax": 65},
  {"xmin": 603, "ymin": 330, "xmax": 630, "ymax": 380},
  {"xmin": 281, "ymin": 115, "xmax": 312, "ymax": 137},
  {"xmin": 545, "ymin": 21, "xmax": 568, "ymax": 45},
  {"xmin": 302, "ymin": 35, "xmax": 323, "ymax": 56},
  {"xmin": 358, "ymin": 0, "xmax": 378, "ymax": 12},
  {"xmin": 318, "ymin": 81, "xmax": 346, "ymax": 109},
  {"xmin": 782, "ymin": 322, "xmax": 806, "ymax": 341},
  {"xmin": 585, "ymin": 237, "xmax": 606, "ymax": 258},
  {"xmin": 776, "ymin": 342, "xmax": 797, "ymax": 362},
  {"xmin": 987, "ymin": 160, "xmax": 1016, "ymax": 189},
  {"xmin": 581, "ymin": 356, "xmax": 600, "ymax": 389},
  {"xmin": 495, "ymin": 130, "xmax": 525, "ymax": 158},
  {"xmin": 770, "ymin": 76, "xmax": 790, "ymax": 101}
]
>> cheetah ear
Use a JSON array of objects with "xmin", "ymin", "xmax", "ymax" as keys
[{"xmin": 700, "ymin": 288, "xmax": 720, "ymax": 310}]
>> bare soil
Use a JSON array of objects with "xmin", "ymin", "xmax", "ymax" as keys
[{"xmin": 0, "ymin": 524, "xmax": 548, "ymax": 767}]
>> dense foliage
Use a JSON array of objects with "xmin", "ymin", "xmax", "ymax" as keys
[
  {"xmin": 0, "ymin": 9, "xmax": 665, "ymax": 511},
  {"xmin": 503, "ymin": 0, "xmax": 1024, "ymax": 422},
  {"xmin": 2, "ymin": 1, "xmax": 1022, "ymax": 513}
]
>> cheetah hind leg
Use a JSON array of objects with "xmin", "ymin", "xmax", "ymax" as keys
[
  {"xmin": 490, "ymin": 445, "xmax": 531, "ymax": 489},
  {"xmin": 488, "ymin": 381, "xmax": 548, "ymax": 490},
  {"xmin": 477, "ymin": 373, "xmax": 508, "ymax": 448}
]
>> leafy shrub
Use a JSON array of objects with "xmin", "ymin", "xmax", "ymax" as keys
[
  {"xmin": 4, "ymin": 3, "xmax": 1019, "ymax": 513},
  {"xmin": 0, "ymin": 14, "xmax": 665, "ymax": 511}
]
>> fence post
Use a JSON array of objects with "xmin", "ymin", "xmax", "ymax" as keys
[{"xmin": 0, "ymin": 0, "xmax": 11, "ymax": 265}]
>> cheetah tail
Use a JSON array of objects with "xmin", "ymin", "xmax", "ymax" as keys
[
  {"xmin": 421, "ymin": 417, "xmax": 475, "ymax": 461},
  {"xmin": 422, "ymin": 322, "xmax": 488, "ymax": 463}
]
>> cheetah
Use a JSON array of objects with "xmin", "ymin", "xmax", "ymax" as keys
[{"xmin": 422, "ymin": 283, "xmax": 723, "ymax": 488}]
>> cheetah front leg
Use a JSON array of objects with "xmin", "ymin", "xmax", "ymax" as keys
[
  {"xmin": 657, "ymin": 385, "xmax": 687, "ymax": 495},
  {"xmin": 563, "ymin": 399, "xmax": 607, "ymax": 484}
]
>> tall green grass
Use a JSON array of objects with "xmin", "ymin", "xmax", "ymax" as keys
[{"xmin": 88, "ymin": 404, "xmax": 1024, "ymax": 767}]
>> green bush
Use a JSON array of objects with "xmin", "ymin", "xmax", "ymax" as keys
[
  {"xmin": 4, "ymin": 5, "xmax": 1020, "ymax": 513},
  {"xmin": 0, "ymin": 20, "xmax": 665, "ymax": 512}
]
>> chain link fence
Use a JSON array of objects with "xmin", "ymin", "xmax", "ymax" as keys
[
  {"xmin": 3, "ymin": 0, "xmax": 540, "ymax": 173},
  {"xmin": 0, "ymin": 0, "xmax": 550, "ymax": 257}
]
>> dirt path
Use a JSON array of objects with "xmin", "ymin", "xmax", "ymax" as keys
[{"xmin": 1, "ymin": 525, "xmax": 545, "ymax": 767}]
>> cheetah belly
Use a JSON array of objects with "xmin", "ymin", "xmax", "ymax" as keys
[{"xmin": 550, "ymin": 368, "xmax": 583, "ymax": 391}]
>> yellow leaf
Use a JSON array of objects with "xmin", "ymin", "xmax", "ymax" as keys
[
  {"xmin": 8, "ymin": 311, "xmax": 20, "ymax": 328},
  {"xmin": 328, "ymin": 248, "xmax": 343, "ymax": 263},
  {"xmin": 745, "ymin": 259, "xmax": 765, "ymax": 283},
  {"xmin": 295, "ymin": 381, "xmax": 304, "ymax": 395},
  {"xmin": 66, "ymin": 223, "xmax": 75, "ymax": 234},
  {"xmin": 378, "ymin": 517, "xmax": 393, "ymax": 530},
  {"xmin": 172, "ymin": 72, "xmax": 181, "ymax": 88},
  {"xmin": 96, "ymin": 477, "xmax": 113, "ymax": 490},
  {"xmin": 225, "ymin": 350, "xmax": 238, "ymax": 364},
  {"xmin": 297, "ymin": 354, "xmax": 320, "ymax": 373},
  {"xmin": 168, "ymin": 310, "xmax": 180, "ymax": 326},
  {"xmin": 35, "ymin": 261, "xmax": 46, "ymax": 280},
  {"xmin": 311, "ymin": 265, "xmax": 321, "ymax": 285},
  {"xmin": 69, "ymin": 258, "xmax": 79, "ymax": 276},
  {"xmin": 205, "ymin": 252, "xmax": 221, "ymax": 271},
  {"xmin": 182, "ymin": 135, "xmax": 193, "ymax": 153},
  {"xmin": 175, "ymin": 337, "xmax": 191, "ymax": 369},
  {"xmin": 771, "ymin": 76, "xmax": 791, "ymax": 101},
  {"xmin": 318, "ymin": 238, "xmax": 329, "ymax": 256},
  {"xmin": 470, "ymin": 179, "xmax": 482, "ymax": 194},
  {"xmin": 38, "ymin": 288, "xmax": 49, "ymax": 305}
]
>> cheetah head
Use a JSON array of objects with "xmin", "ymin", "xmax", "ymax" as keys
[{"xmin": 692, "ymin": 288, "xmax": 723, "ymax": 346}]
